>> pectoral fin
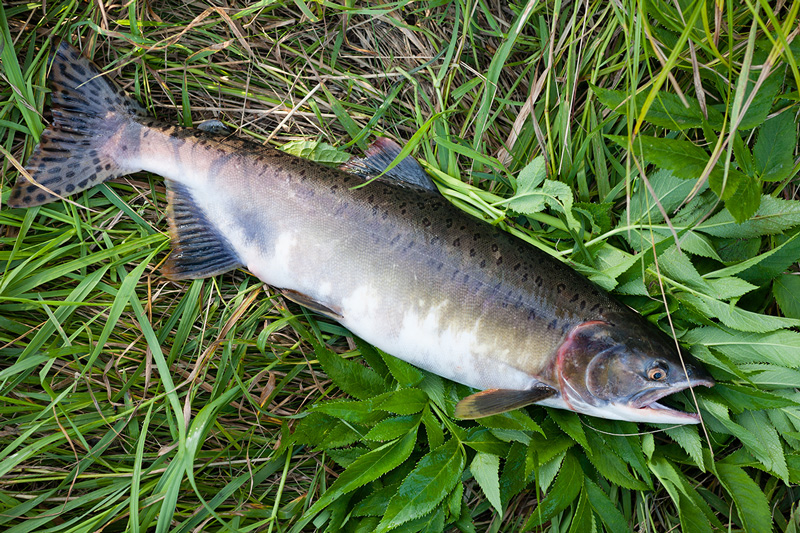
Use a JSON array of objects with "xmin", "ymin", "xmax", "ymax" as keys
[
  {"xmin": 454, "ymin": 383, "xmax": 557, "ymax": 419},
  {"xmin": 279, "ymin": 288, "xmax": 343, "ymax": 320}
]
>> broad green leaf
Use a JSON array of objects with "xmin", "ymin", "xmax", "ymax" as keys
[
  {"xmin": 664, "ymin": 425, "xmax": 704, "ymax": 470},
  {"xmin": 584, "ymin": 478, "xmax": 631, "ymax": 533},
  {"xmin": 715, "ymin": 462, "xmax": 773, "ymax": 533},
  {"xmin": 461, "ymin": 427, "xmax": 510, "ymax": 456},
  {"xmin": 736, "ymin": 69, "xmax": 782, "ymax": 130},
  {"xmin": 737, "ymin": 410, "xmax": 789, "ymax": 482},
  {"xmin": 376, "ymin": 388, "xmax": 429, "ymax": 415},
  {"xmin": 698, "ymin": 195, "xmax": 800, "ymax": 238},
  {"xmin": 524, "ymin": 452, "xmax": 582, "ymax": 528},
  {"xmin": 475, "ymin": 408, "xmax": 543, "ymax": 435},
  {"xmin": 377, "ymin": 438, "xmax": 465, "ymax": 531},
  {"xmin": 607, "ymin": 135, "xmax": 746, "ymax": 200},
  {"xmin": 315, "ymin": 345, "xmax": 385, "ymax": 400},
  {"xmin": 658, "ymin": 246, "xmax": 712, "ymax": 294},
  {"xmin": 754, "ymin": 111, "xmax": 796, "ymax": 181},
  {"xmin": 593, "ymin": 85, "xmax": 721, "ymax": 129},
  {"xmin": 741, "ymin": 364, "xmax": 800, "ymax": 388},
  {"xmin": 306, "ymin": 429, "xmax": 417, "ymax": 517},
  {"xmin": 725, "ymin": 176, "xmax": 762, "ymax": 223},
  {"xmin": 352, "ymin": 482, "xmax": 401, "ymax": 517},
  {"xmin": 548, "ymin": 409, "xmax": 589, "ymax": 449},
  {"xmin": 470, "ymin": 452, "xmax": 502, "ymax": 515},
  {"xmin": 365, "ymin": 415, "xmax": 420, "ymax": 442},
  {"xmin": 584, "ymin": 430, "xmax": 649, "ymax": 491},
  {"xmin": 500, "ymin": 441, "xmax": 530, "ymax": 505},
  {"xmin": 311, "ymin": 399, "xmax": 387, "ymax": 425},
  {"xmin": 649, "ymin": 457, "xmax": 718, "ymax": 533},
  {"xmin": 773, "ymin": 274, "xmax": 800, "ymax": 318},
  {"xmin": 706, "ymin": 276, "xmax": 758, "ymax": 300},
  {"xmin": 567, "ymin": 487, "xmax": 595, "ymax": 533},
  {"xmin": 683, "ymin": 327, "xmax": 800, "ymax": 367},
  {"xmin": 280, "ymin": 140, "xmax": 350, "ymax": 164},
  {"xmin": 381, "ymin": 351, "xmax": 426, "ymax": 387},
  {"xmin": 676, "ymin": 293, "xmax": 800, "ymax": 332}
]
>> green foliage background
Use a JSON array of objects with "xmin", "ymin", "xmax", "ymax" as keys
[{"xmin": 1, "ymin": 0, "xmax": 800, "ymax": 531}]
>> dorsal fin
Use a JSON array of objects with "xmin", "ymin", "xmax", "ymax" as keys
[
  {"xmin": 162, "ymin": 183, "xmax": 242, "ymax": 279},
  {"xmin": 341, "ymin": 138, "xmax": 437, "ymax": 192},
  {"xmin": 196, "ymin": 119, "xmax": 231, "ymax": 135}
]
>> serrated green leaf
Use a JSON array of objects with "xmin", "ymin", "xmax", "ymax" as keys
[
  {"xmin": 725, "ymin": 176, "xmax": 762, "ymax": 223},
  {"xmin": 315, "ymin": 345, "xmax": 385, "ymax": 400},
  {"xmin": 594, "ymin": 85, "xmax": 720, "ymax": 129},
  {"xmin": 500, "ymin": 441, "xmax": 530, "ymax": 505},
  {"xmin": 584, "ymin": 430, "xmax": 649, "ymax": 491},
  {"xmin": 377, "ymin": 439, "xmax": 465, "ymax": 532},
  {"xmin": 306, "ymin": 429, "xmax": 418, "ymax": 517},
  {"xmin": 698, "ymin": 195, "xmax": 800, "ymax": 238},
  {"xmin": 365, "ymin": 415, "xmax": 420, "ymax": 442},
  {"xmin": 461, "ymin": 427, "xmax": 510, "ymax": 456},
  {"xmin": 475, "ymin": 408, "xmax": 543, "ymax": 435},
  {"xmin": 623, "ymin": 169, "xmax": 704, "ymax": 225},
  {"xmin": 376, "ymin": 388, "xmax": 429, "ymax": 415},
  {"xmin": 677, "ymin": 293, "xmax": 800, "ymax": 332},
  {"xmin": 293, "ymin": 412, "xmax": 364, "ymax": 449},
  {"xmin": 715, "ymin": 462, "xmax": 774, "ymax": 533},
  {"xmin": 470, "ymin": 453, "xmax": 502, "ymax": 515},
  {"xmin": 736, "ymin": 69, "xmax": 782, "ymax": 130},
  {"xmin": 585, "ymin": 478, "xmax": 632, "ymax": 533},
  {"xmin": 548, "ymin": 409, "xmax": 589, "ymax": 449},
  {"xmin": 664, "ymin": 425, "xmax": 704, "ymax": 470},
  {"xmin": 381, "ymin": 351, "xmax": 426, "ymax": 387},
  {"xmin": 607, "ymin": 135, "xmax": 746, "ymax": 200},
  {"xmin": 567, "ymin": 486, "xmax": 596, "ymax": 533},
  {"xmin": 280, "ymin": 140, "xmax": 350, "ymax": 164},
  {"xmin": 737, "ymin": 410, "xmax": 789, "ymax": 482},
  {"xmin": 524, "ymin": 452, "xmax": 582, "ymax": 528},
  {"xmin": 706, "ymin": 276, "xmax": 758, "ymax": 300},
  {"xmin": 754, "ymin": 111, "xmax": 796, "ymax": 182},
  {"xmin": 311, "ymin": 399, "xmax": 388, "ymax": 425},
  {"xmin": 683, "ymin": 327, "xmax": 800, "ymax": 367},
  {"xmin": 774, "ymin": 274, "xmax": 800, "ymax": 318},
  {"xmin": 659, "ymin": 245, "xmax": 713, "ymax": 293},
  {"xmin": 649, "ymin": 456, "xmax": 720, "ymax": 532},
  {"xmin": 352, "ymin": 482, "xmax": 401, "ymax": 517}
]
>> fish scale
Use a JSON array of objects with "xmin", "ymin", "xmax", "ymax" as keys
[{"xmin": 6, "ymin": 42, "xmax": 714, "ymax": 424}]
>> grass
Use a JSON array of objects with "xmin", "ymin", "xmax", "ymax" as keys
[{"xmin": 1, "ymin": 0, "xmax": 800, "ymax": 532}]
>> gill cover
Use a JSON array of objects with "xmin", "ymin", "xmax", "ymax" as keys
[{"xmin": 557, "ymin": 316, "xmax": 713, "ymax": 424}]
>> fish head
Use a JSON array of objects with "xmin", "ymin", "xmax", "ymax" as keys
[{"xmin": 555, "ymin": 317, "xmax": 714, "ymax": 424}]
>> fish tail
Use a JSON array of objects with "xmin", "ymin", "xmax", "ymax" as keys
[{"xmin": 7, "ymin": 42, "xmax": 146, "ymax": 208}]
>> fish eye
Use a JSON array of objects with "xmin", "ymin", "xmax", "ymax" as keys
[{"xmin": 648, "ymin": 365, "xmax": 668, "ymax": 381}]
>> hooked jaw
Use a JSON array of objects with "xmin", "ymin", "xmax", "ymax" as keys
[{"xmin": 621, "ymin": 374, "xmax": 715, "ymax": 424}]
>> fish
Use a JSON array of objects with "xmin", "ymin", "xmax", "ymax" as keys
[{"xmin": 6, "ymin": 43, "xmax": 714, "ymax": 424}]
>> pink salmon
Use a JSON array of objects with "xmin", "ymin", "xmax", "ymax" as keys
[{"xmin": 7, "ymin": 43, "xmax": 713, "ymax": 424}]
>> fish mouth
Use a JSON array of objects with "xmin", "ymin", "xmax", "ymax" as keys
[{"xmin": 628, "ymin": 379, "xmax": 714, "ymax": 423}]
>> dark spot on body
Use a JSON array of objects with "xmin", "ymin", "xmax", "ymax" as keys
[
  {"xmin": 65, "ymin": 184, "xmax": 75, "ymax": 192},
  {"xmin": 491, "ymin": 244, "xmax": 498, "ymax": 252},
  {"xmin": 496, "ymin": 257, "xmax": 503, "ymax": 265},
  {"xmin": 570, "ymin": 294, "xmax": 579, "ymax": 302},
  {"xmin": 535, "ymin": 276, "xmax": 543, "ymax": 286},
  {"xmin": 469, "ymin": 248, "xmax": 476, "ymax": 257},
  {"xmin": 453, "ymin": 238, "xmax": 461, "ymax": 246},
  {"xmin": 528, "ymin": 310, "xmax": 536, "ymax": 321},
  {"xmin": 580, "ymin": 301, "xmax": 586, "ymax": 310},
  {"xmin": 422, "ymin": 218, "xmax": 431, "ymax": 227},
  {"xmin": 26, "ymin": 185, "xmax": 37, "ymax": 193},
  {"xmin": 557, "ymin": 283, "xmax": 566, "ymax": 293},
  {"xmin": 548, "ymin": 319, "xmax": 558, "ymax": 330},
  {"xmin": 479, "ymin": 259, "xmax": 486, "ymax": 268},
  {"xmin": 78, "ymin": 179, "xmax": 88, "ymax": 188},
  {"xmin": 36, "ymin": 193, "xmax": 46, "ymax": 202},
  {"xmin": 22, "ymin": 195, "xmax": 31, "ymax": 203}
]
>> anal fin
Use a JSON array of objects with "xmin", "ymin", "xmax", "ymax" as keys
[
  {"xmin": 279, "ymin": 288, "xmax": 343, "ymax": 320},
  {"xmin": 454, "ymin": 383, "xmax": 557, "ymax": 419},
  {"xmin": 163, "ymin": 183, "xmax": 242, "ymax": 280}
]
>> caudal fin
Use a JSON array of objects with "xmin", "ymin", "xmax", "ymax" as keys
[{"xmin": 7, "ymin": 43, "xmax": 145, "ymax": 208}]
